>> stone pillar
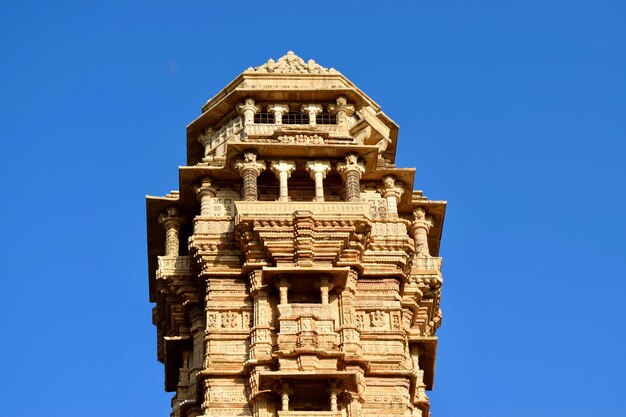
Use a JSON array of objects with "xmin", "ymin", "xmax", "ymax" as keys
[
  {"xmin": 270, "ymin": 161, "xmax": 296, "ymax": 201},
  {"xmin": 329, "ymin": 381, "xmax": 340, "ymax": 411},
  {"xmin": 268, "ymin": 104, "xmax": 289, "ymax": 125},
  {"xmin": 305, "ymin": 160, "xmax": 331, "ymax": 201},
  {"xmin": 337, "ymin": 153, "xmax": 365, "ymax": 202},
  {"xmin": 194, "ymin": 177, "xmax": 215, "ymax": 216},
  {"xmin": 328, "ymin": 96, "xmax": 355, "ymax": 131},
  {"xmin": 234, "ymin": 151, "xmax": 266, "ymax": 201},
  {"xmin": 280, "ymin": 381, "xmax": 292, "ymax": 411},
  {"xmin": 197, "ymin": 127, "xmax": 215, "ymax": 159},
  {"xmin": 158, "ymin": 207, "xmax": 183, "ymax": 256},
  {"xmin": 409, "ymin": 207, "xmax": 434, "ymax": 257},
  {"xmin": 379, "ymin": 175, "xmax": 405, "ymax": 218},
  {"xmin": 277, "ymin": 276, "xmax": 290, "ymax": 305},
  {"xmin": 301, "ymin": 104, "xmax": 323, "ymax": 126},
  {"xmin": 238, "ymin": 98, "xmax": 260, "ymax": 124},
  {"xmin": 319, "ymin": 275, "xmax": 333, "ymax": 305}
]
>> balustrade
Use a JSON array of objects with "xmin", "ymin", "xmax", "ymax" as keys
[{"xmin": 157, "ymin": 255, "xmax": 191, "ymax": 273}]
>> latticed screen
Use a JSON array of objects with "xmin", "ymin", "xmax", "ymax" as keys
[
  {"xmin": 283, "ymin": 112, "xmax": 309, "ymax": 124},
  {"xmin": 254, "ymin": 113, "xmax": 275, "ymax": 123},
  {"xmin": 316, "ymin": 113, "xmax": 337, "ymax": 124}
]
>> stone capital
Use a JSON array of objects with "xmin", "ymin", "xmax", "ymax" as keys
[
  {"xmin": 410, "ymin": 207, "xmax": 434, "ymax": 232},
  {"xmin": 305, "ymin": 160, "xmax": 331, "ymax": 179},
  {"xmin": 267, "ymin": 103, "xmax": 290, "ymax": 124},
  {"xmin": 238, "ymin": 98, "xmax": 261, "ymax": 123},
  {"xmin": 300, "ymin": 104, "xmax": 323, "ymax": 116},
  {"xmin": 158, "ymin": 206, "xmax": 183, "ymax": 228},
  {"xmin": 328, "ymin": 95, "xmax": 355, "ymax": 117},
  {"xmin": 234, "ymin": 152, "xmax": 266, "ymax": 176},
  {"xmin": 379, "ymin": 175, "xmax": 405, "ymax": 198},
  {"xmin": 193, "ymin": 177, "xmax": 216, "ymax": 201},
  {"xmin": 270, "ymin": 160, "xmax": 296, "ymax": 178},
  {"xmin": 336, "ymin": 153, "xmax": 366, "ymax": 177}
]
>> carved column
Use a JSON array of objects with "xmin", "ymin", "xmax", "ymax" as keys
[
  {"xmin": 319, "ymin": 275, "xmax": 333, "ymax": 305},
  {"xmin": 197, "ymin": 127, "xmax": 215, "ymax": 159},
  {"xmin": 234, "ymin": 152, "xmax": 266, "ymax": 201},
  {"xmin": 270, "ymin": 161, "xmax": 296, "ymax": 202},
  {"xmin": 329, "ymin": 380, "xmax": 340, "ymax": 411},
  {"xmin": 379, "ymin": 175, "xmax": 405, "ymax": 218},
  {"xmin": 337, "ymin": 153, "xmax": 365, "ymax": 202},
  {"xmin": 268, "ymin": 104, "xmax": 289, "ymax": 125},
  {"xmin": 158, "ymin": 207, "xmax": 183, "ymax": 256},
  {"xmin": 301, "ymin": 104, "xmax": 323, "ymax": 126},
  {"xmin": 238, "ymin": 98, "xmax": 260, "ymax": 124},
  {"xmin": 328, "ymin": 95, "xmax": 355, "ymax": 131},
  {"xmin": 305, "ymin": 160, "xmax": 331, "ymax": 201},
  {"xmin": 277, "ymin": 276, "xmax": 290, "ymax": 305},
  {"xmin": 409, "ymin": 207, "xmax": 434, "ymax": 257},
  {"xmin": 279, "ymin": 381, "xmax": 292, "ymax": 411},
  {"xmin": 194, "ymin": 177, "xmax": 216, "ymax": 216}
]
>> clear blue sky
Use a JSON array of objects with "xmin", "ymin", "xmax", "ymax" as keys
[{"xmin": 1, "ymin": 1, "xmax": 625, "ymax": 416}]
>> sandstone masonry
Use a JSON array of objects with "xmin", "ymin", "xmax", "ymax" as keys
[{"xmin": 146, "ymin": 52, "xmax": 447, "ymax": 417}]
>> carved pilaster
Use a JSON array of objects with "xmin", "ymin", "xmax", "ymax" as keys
[
  {"xmin": 301, "ymin": 103, "xmax": 323, "ymax": 125},
  {"xmin": 238, "ymin": 98, "xmax": 261, "ymax": 124},
  {"xmin": 305, "ymin": 160, "xmax": 331, "ymax": 201},
  {"xmin": 338, "ymin": 270, "xmax": 360, "ymax": 354},
  {"xmin": 379, "ymin": 175, "xmax": 405, "ymax": 218},
  {"xmin": 267, "ymin": 103, "xmax": 289, "ymax": 125},
  {"xmin": 337, "ymin": 153, "xmax": 365, "ymax": 202},
  {"xmin": 234, "ymin": 152, "xmax": 266, "ymax": 201},
  {"xmin": 158, "ymin": 207, "xmax": 184, "ymax": 256},
  {"xmin": 409, "ymin": 207, "xmax": 434, "ymax": 257},
  {"xmin": 270, "ymin": 160, "xmax": 296, "ymax": 201}
]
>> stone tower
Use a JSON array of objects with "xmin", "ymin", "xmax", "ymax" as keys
[{"xmin": 146, "ymin": 52, "xmax": 446, "ymax": 417}]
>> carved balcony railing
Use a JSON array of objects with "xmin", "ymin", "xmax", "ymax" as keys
[
  {"xmin": 204, "ymin": 116, "xmax": 245, "ymax": 158},
  {"xmin": 235, "ymin": 201, "xmax": 369, "ymax": 219},
  {"xmin": 412, "ymin": 256, "xmax": 442, "ymax": 272},
  {"xmin": 193, "ymin": 217, "xmax": 234, "ymax": 236},
  {"xmin": 157, "ymin": 255, "xmax": 191, "ymax": 275},
  {"xmin": 278, "ymin": 412, "xmax": 342, "ymax": 417}
]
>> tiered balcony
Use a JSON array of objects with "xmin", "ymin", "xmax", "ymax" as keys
[{"xmin": 278, "ymin": 412, "xmax": 341, "ymax": 417}]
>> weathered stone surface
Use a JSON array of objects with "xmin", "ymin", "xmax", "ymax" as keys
[{"xmin": 146, "ymin": 52, "xmax": 447, "ymax": 417}]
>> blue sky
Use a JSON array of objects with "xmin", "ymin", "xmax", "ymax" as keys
[{"xmin": 1, "ymin": 1, "xmax": 625, "ymax": 416}]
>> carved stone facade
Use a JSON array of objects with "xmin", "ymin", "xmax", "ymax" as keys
[{"xmin": 147, "ymin": 52, "xmax": 447, "ymax": 417}]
